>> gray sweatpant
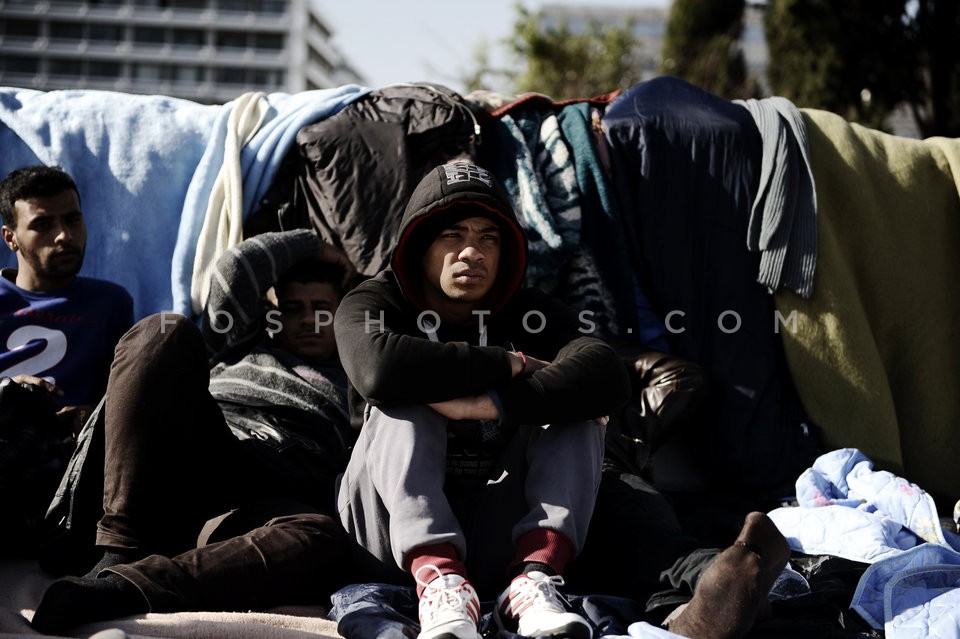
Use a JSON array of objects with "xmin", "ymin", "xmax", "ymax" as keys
[{"xmin": 336, "ymin": 404, "xmax": 605, "ymax": 593}]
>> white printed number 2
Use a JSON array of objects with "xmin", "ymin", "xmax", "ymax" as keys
[{"xmin": 1, "ymin": 325, "xmax": 67, "ymax": 383}]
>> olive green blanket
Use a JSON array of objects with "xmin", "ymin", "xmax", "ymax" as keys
[{"xmin": 776, "ymin": 109, "xmax": 960, "ymax": 501}]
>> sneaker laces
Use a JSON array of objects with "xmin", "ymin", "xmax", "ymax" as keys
[
  {"xmin": 415, "ymin": 565, "xmax": 479, "ymax": 625},
  {"xmin": 505, "ymin": 573, "xmax": 569, "ymax": 616}
]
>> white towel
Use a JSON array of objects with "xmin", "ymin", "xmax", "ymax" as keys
[{"xmin": 190, "ymin": 92, "xmax": 272, "ymax": 315}]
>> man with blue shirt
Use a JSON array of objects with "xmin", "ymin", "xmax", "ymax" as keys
[
  {"xmin": 0, "ymin": 165, "xmax": 133, "ymax": 411},
  {"xmin": 0, "ymin": 165, "xmax": 133, "ymax": 554}
]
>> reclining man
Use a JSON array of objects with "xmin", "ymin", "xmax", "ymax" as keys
[
  {"xmin": 31, "ymin": 228, "xmax": 358, "ymax": 633},
  {"xmin": 334, "ymin": 160, "xmax": 632, "ymax": 639}
]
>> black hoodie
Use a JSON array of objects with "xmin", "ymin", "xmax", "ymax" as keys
[{"xmin": 334, "ymin": 161, "xmax": 630, "ymax": 427}]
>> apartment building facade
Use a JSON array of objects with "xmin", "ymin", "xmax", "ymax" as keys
[{"xmin": 0, "ymin": 0, "xmax": 365, "ymax": 104}]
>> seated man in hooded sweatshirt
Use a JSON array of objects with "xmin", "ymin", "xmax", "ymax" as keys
[
  {"xmin": 334, "ymin": 160, "xmax": 632, "ymax": 639},
  {"xmin": 30, "ymin": 229, "xmax": 359, "ymax": 633}
]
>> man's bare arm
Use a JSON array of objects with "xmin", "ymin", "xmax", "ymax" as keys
[{"xmin": 429, "ymin": 394, "xmax": 500, "ymax": 422}]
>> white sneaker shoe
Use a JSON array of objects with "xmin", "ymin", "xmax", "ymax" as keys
[
  {"xmin": 496, "ymin": 571, "xmax": 592, "ymax": 639},
  {"xmin": 415, "ymin": 565, "xmax": 482, "ymax": 639}
]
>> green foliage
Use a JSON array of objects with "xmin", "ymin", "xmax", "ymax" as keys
[
  {"xmin": 660, "ymin": 0, "xmax": 759, "ymax": 99},
  {"xmin": 463, "ymin": 0, "xmax": 960, "ymax": 136},
  {"xmin": 765, "ymin": 0, "xmax": 960, "ymax": 136},
  {"xmin": 466, "ymin": 3, "xmax": 644, "ymax": 101},
  {"xmin": 765, "ymin": 0, "xmax": 917, "ymax": 131},
  {"xmin": 909, "ymin": 0, "xmax": 960, "ymax": 137}
]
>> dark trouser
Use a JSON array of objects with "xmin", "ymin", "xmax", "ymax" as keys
[
  {"xmin": 109, "ymin": 506, "xmax": 347, "ymax": 612},
  {"xmin": 643, "ymin": 547, "xmax": 721, "ymax": 621},
  {"xmin": 95, "ymin": 313, "xmax": 346, "ymax": 611},
  {"xmin": 565, "ymin": 471, "xmax": 702, "ymax": 605}
]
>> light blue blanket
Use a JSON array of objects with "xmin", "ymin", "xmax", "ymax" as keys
[
  {"xmin": 769, "ymin": 448, "xmax": 960, "ymax": 639},
  {"xmin": 0, "ymin": 85, "xmax": 371, "ymax": 318},
  {"xmin": 0, "ymin": 87, "xmax": 220, "ymax": 318},
  {"xmin": 851, "ymin": 544, "xmax": 960, "ymax": 639},
  {"xmin": 170, "ymin": 85, "xmax": 372, "ymax": 316}
]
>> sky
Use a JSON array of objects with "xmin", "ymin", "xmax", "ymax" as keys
[{"xmin": 320, "ymin": 0, "xmax": 669, "ymax": 94}]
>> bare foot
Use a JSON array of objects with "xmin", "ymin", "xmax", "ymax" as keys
[{"xmin": 666, "ymin": 512, "xmax": 789, "ymax": 639}]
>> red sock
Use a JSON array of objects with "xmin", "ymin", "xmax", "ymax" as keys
[
  {"xmin": 510, "ymin": 528, "xmax": 576, "ymax": 578},
  {"xmin": 404, "ymin": 542, "xmax": 468, "ymax": 598}
]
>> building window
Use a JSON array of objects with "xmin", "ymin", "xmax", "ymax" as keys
[
  {"xmin": 173, "ymin": 65, "xmax": 204, "ymax": 82},
  {"xmin": 259, "ymin": 0, "xmax": 285, "ymax": 14},
  {"xmin": 134, "ymin": 26, "xmax": 166, "ymax": 44},
  {"xmin": 216, "ymin": 0, "xmax": 283, "ymax": 13},
  {"xmin": 1, "ymin": 56, "xmax": 40, "ymax": 74},
  {"xmin": 250, "ymin": 68, "xmax": 283, "ymax": 86},
  {"xmin": 132, "ymin": 63, "xmax": 162, "ymax": 80},
  {"xmin": 3, "ymin": 19, "xmax": 41, "ymax": 38},
  {"xmin": 308, "ymin": 14, "xmax": 331, "ymax": 40},
  {"xmin": 308, "ymin": 47, "xmax": 334, "ymax": 74},
  {"xmin": 89, "ymin": 24, "xmax": 125, "ymax": 42},
  {"xmin": 173, "ymin": 28, "xmax": 204, "ymax": 47},
  {"xmin": 88, "ymin": 61, "xmax": 123, "ymax": 77},
  {"xmin": 213, "ymin": 67, "xmax": 245, "ymax": 84},
  {"xmin": 169, "ymin": 0, "xmax": 207, "ymax": 9},
  {"xmin": 253, "ymin": 33, "xmax": 283, "ymax": 51},
  {"xmin": 215, "ymin": 31, "xmax": 247, "ymax": 50},
  {"xmin": 50, "ymin": 22, "xmax": 85, "ymax": 41},
  {"xmin": 49, "ymin": 58, "xmax": 85, "ymax": 76}
]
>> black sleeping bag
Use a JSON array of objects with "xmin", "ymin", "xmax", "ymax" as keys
[{"xmin": 601, "ymin": 76, "xmax": 821, "ymax": 497}]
